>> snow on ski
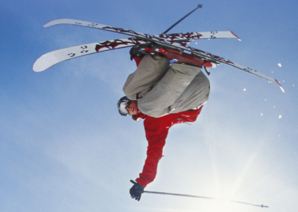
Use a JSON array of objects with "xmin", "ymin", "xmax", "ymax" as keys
[
  {"xmin": 43, "ymin": 19, "xmax": 241, "ymax": 42},
  {"xmin": 33, "ymin": 38, "xmax": 148, "ymax": 72}
]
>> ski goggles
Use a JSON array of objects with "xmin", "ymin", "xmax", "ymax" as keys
[{"xmin": 117, "ymin": 96, "xmax": 132, "ymax": 116}]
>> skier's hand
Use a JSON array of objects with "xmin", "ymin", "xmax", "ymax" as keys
[
  {"xmin": 130, "ymin": 180, "xmax": 144, "ymax": 201},
  {"xmin": 129, "ymin": 44, "xmax": 151, "ymax": 60}
]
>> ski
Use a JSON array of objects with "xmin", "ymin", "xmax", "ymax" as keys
[
  {"xmin": 43, "ymin": 19, "xmax": 241, "ymax": 42},
  {"xmin": 32, "ymin": 34, "xmax": 233, "ymax": 73},
  {"xmin": 143, "ymin": 38, "xmax": 285, "ymax": 92},
  {"xmin": 33, "ymin": 38, "xmax": 149, "ymax": 72},
  {"xmin": 35, "ymin": 20, "xmax": 284, "ymax": 92}
]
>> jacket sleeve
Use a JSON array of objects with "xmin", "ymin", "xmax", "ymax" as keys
[{"xmin": 135, "ymin": 116, "xmax": 169, "ymax": 187}]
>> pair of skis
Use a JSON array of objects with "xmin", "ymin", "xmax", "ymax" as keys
[
  {"xmin": 33, "ymin": 6, "xmax": 284, "ymax": 93},
  {"xmin": 33, "ymin": 19, "xmax": 239, "ymax": 72}
]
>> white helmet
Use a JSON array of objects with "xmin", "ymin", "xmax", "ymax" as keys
[{"xmin": 117, "ymin": 96, "xmax": 132, "ymax": 116}]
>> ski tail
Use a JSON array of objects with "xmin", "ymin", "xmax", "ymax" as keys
[
  {"xmin": 231, "ymin": 31, "xmax": 241, "ymax": 41},
  {"xmin": 186, "ymin": 46, "xmax": 285, "ymax": 92},
  {"xmin": 274, "ymin": 79, "xmax": 285, "ymax": 93}
]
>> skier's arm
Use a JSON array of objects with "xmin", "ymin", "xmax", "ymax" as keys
[{"xmin": 135, "ymin": 116, "xmax": 169, "ymax": 187}]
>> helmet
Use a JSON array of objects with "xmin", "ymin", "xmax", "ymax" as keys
[{"xmin": 117, "ymin": 96, "xmax": 132, "ymax": 116}]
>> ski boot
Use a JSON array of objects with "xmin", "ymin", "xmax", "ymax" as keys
[{"xmin": 144, "ymin": 44, "xmax": 216, "ymax": 75}]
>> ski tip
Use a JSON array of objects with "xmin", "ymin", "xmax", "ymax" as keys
[
  {"xmin": 43, "ymin": 19, "xmax": 70, "ymax": 28},
  {"xmin": 280, "ymin": 87, "xmax": 285, "ymax": 93},
  {"xmin": 32, "ymin": 60, "xmax": 47, "ymax": 72},
  {"xmin": 43, "ymin": 20, "xmax": 57, "ymax": 28},
  {"xmin": 275, "ymin": 79, "xmax": 285, "ymax": 93},
  {"xmin": 32, "ymin": 53, "xmax": 55, "ymax": 72}
]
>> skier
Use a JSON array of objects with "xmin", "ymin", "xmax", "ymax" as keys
[{"xmin": 117, "ymin": 45, "xmax": 211, "ymax": 201}]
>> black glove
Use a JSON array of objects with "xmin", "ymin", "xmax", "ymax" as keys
[
  {"xmin": 130, "ymin": 180, "xmax": 144, "ymax": 201},
  {"xmin": 129, "ymin": 44, "xmax": 151, "ymax": 60}
]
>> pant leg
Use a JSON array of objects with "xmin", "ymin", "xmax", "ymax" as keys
[
  {"xmin": 170, "ymin": 71, "xmax": 210, "ymax": 113},
  {"xmin": 138, "ymin": 63, "xmax": 203, "ymax": 117},
  {"xmin": 123, "ymin": 54, "xmax": 169, "ymax": 100}
]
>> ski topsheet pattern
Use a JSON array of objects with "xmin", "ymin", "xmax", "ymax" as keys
[
  {"xmin": 43, "ymin": 19, "xmax": 241, "ymax": 42},
  {"xmin": 33, "ymin": 18, "xmax": 284, "ymax": 93},
  {"xmin": 33, "ymin": 19, "xmax": 240, "ymax": 72},
  {"xmin": 33, "ymin": 38, "xmax": 149, "ymax": 73}
]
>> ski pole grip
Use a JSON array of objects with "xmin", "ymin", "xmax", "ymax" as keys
[{"xmin": 130, "ymin": 180, "xmax": 137, "ymax": 185}]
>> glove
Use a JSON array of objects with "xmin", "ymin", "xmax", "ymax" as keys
[
  {"xmin": 129, "ymin": 44, "xmax": 151, "ymax": 60},
  {"xmin": 130, "ymin": 180, "xmax": 144, "ymax": 201},
  {"xmin": 129, "ymin": 44, "xmax": 166, "ymax": 60}
]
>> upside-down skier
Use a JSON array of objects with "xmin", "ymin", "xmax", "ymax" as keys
[
  {"xmin": 32, "ymin": 4, "xmax": 278, "ymax": 207},
  {"xmin": 117, "ymin": 45, "xmax": 211, "ymax": 201}
]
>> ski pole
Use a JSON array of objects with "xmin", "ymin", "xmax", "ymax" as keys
[
  {"xmin": 130, "ymin": 180, "xmax": 268, "ymax": 208},
  {"xmin": 162, "ymin": 4, "xmax": 203, "ymax": 34}
]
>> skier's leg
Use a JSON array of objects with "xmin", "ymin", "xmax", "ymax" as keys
[
  {"xmin": 171, "ymin": 71, "xmax": 210, "ymax": 113},
  {"xmin": 123, "ymin": 54, "xmax": 169, "ymax": 100},
  {"xmin": 138, "ymin": 63, "xmax": 201, "ymax": 117}
]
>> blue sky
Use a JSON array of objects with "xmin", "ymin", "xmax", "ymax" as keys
[{"xmin": 1, "ymin": 0, "xmax": 297, "ymax": 211}]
